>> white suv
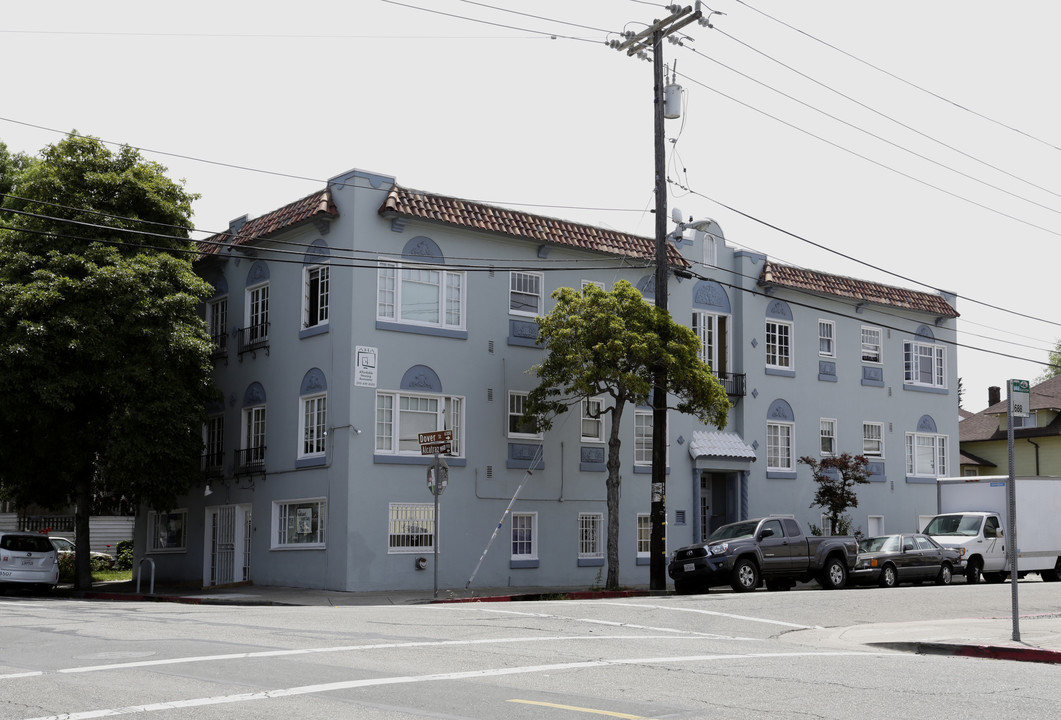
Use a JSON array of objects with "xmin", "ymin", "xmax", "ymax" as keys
[{"xmin": 0, "ymin": 532, "xmax": 60, "ymax": 592}]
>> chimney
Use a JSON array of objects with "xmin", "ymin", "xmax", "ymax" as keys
[{"xmin": 988, "ymin": 386, "xmax": 1001, "ymax": 407}]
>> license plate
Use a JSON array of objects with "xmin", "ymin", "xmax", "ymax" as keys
[
  {"xmin": 684, "ymin": 563, "xmax": 695, "ymax": 572},
  {"xmin": 19, "ymin": 559, "xmax": 34, "ymax": 566}
]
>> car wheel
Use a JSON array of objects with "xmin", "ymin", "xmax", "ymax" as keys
[
  {"xmin": 730, "ymin": 558, "xmax": 759, "ymax": 593},
  {"xmin": 819, "ymin": 557, "xmax": 848, "ymax": 590},
  {"xmin": 936, "ymin": 563, "xmax": 953, "ymax": 585},
  {"xmin": 878, "ymin": 564, "xmax": 898, "ymax": 588},
  {"xmin": 1040, "ymin": 559, "xmax": 1061, "ymax": 583},
  {"xmin": 965, "ymin": 559, "xmax": 982, "ymax": 584}
]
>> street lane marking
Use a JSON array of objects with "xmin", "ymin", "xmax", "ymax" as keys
[
  {"xmin": 583, "ymin": 601, "xmax": 824, "ymax": 629},
  {"xmin": 478, "ymin": 608, "xmax": 763, "ymax": 639},
  {"xmin": 23, "ymin": 651, "xmax": 890, "ymax": 720},
  {"xmin": 0, "ymin": 672, "xmax": 43, "ymax": 680},
  {"xmin": 0, "ymin": 635, "xmax": 706, "ymax": 679},
  {"xmin": 509, "ymin": 698, "xmax": 645, "ymax": 718}
]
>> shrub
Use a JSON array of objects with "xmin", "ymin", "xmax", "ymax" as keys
[
  {"xmin": 57, "ymin": 552, "xmax": 76, "ymax": 582},
  {"xmin": 115, "ymin": 540, "xmax": 134, "ymax": 571}
]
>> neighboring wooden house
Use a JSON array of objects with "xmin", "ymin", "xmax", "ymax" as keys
[{"xmin": 960, "ymin": 376, "xmax": 1061, "ymax": 477}]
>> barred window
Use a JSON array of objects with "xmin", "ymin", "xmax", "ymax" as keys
[
  {"xmin": 389, "ymin": 503, "xmax": 435, "ymax": 553},
  {"xmin": 578, "ymin": 513, "xmax": 604, "ymax": 559}
]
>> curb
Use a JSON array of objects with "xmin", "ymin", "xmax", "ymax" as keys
[
  {"xmin": 870, "ymin": 641, "xmax": 1061, "ymax": 665},
  {"xmin": 431, "ymin": 589, "xmax": 661, "ymax": 604}
]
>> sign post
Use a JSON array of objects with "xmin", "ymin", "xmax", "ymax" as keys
[
  {"xmin": 1006, "ymin": 379, "xmax": 1028, "ymax": 641},
  {"xmin": 420, "ymin": 431, "xmax": 452, "ymax": 598}
]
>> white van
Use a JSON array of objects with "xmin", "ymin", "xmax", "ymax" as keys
[{"xmin": 923, "ymin": 476, "xmax": 1061, "ymax": 584}]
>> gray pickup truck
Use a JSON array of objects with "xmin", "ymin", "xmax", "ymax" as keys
[{"xmin": 668, "ymin": 516, "xmax": 858, "ymax": 594}]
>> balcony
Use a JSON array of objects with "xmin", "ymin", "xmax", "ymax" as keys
[
  {"xmin": 210, "ymin": 332, "xmax": 228, "ymax": 361},
  {"xmin": 237, "ymin": 323, "xmax": 270, "ymax": 357},
  {"xmin": 234, "ymin": 446, "xmax": 267, "ymax": 475},
  {"xmin": 716, "ymin": 371, "xmax": 746, "ymax": 398},
  {"xmin": 202, "ymin": 451, "xmax": 225, "ymax": 478}
]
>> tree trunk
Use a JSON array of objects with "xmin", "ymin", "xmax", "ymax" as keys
[{"xmin": 74, "ymin": 475, "xmax": 93, "ymax": 590}]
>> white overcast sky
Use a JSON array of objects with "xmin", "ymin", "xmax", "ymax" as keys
[{"xmin": 4, "ymin": 0, "xmax": 1060, "ymax": 410}]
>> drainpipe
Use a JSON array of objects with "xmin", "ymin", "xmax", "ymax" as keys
[{"xmin": 1026, "ymin": 438, "xmax": 1041, "ymax": 476}]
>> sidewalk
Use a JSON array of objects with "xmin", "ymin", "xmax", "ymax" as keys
[{"xmin": 58, "ymin": 581, "xmax": 1061, "ymax": 665}]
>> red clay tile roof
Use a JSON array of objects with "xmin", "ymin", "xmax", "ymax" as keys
[
  {"xmin": 759, "ymin": 262, "xmax": 958, "ymax": 318},
  {"xmin": 380, "ymin": 185, "xmax": 688, "ymax": 267},
  {"xmin": 197, "ymin": 190, "xmax": 338, "ymax": 257}
]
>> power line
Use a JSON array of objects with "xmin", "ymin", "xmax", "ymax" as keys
[
  {"xmin": 679, "ymin": 42, "xmax": 1061, "ymax": 219},
  {"xmin": 734, "ymin": 0, "xmax": 1061, "ymax": 155}
]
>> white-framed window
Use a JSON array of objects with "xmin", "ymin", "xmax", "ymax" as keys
[
  {"xmin": 634, "ymin": 410, "xmax": 653, "ymax": 466},
  {"xmin": 376, "ymin": 262, "xmax": 465, "ymax": 330},
  {"xmin": 242, "ymin": 405, "xmax": 266, "ymax": 468},
  {"xmin": 581, "ymin": 397, "xmax": 605, "ymax": 443},
  {"xmin": 820, "ymin": 418, "xmax": 836, "ymax": 456},
  {"xmin": 508, "ymin": 391, "xmax": 540, "ymax": 439},
  {"xmin": 203, "ymin": 414, "xmax": 224, "ymax": 471},
  {"xmin": 861, "ymin": 326, "xmax": 882, "ymax": 364},
  {"xmin": 375, "ymin": 391, "xmax": 463, "ymax": 456},
  {"xmin": 299, "ymin": 393, "xmax": 327, "ymax": 458},
  {"xmin": 273, "ymin": 498, "xmax": 326, "ymax": 548},
  {"xmin": 147, "ymin": 510, "xmax": 187, "ymax": 553},
  {"xmin": 509, "ymin": 271, "xmax": 543, "ymax": 317},
  {"xmin": 246, "ymin": 283, "xmax": 269, "ymax": 343},
  {"xmin": 303, "ymin": 265, "xmax": 330, "ymax": 329},
  {"xmin": 207, "ymin": 296, "xmax": 227, "ymax": 349},
  {"xmin": 578, "ymin": 513, "xmax": 604, "ymax": 560},
  {"xmin": 511, "ymin": 512, "xmax": 537, "ymax": 560},
  {"xmin": 904, "ymin": 340, "xmax": 947, "ymax": 389},
  {"xmin": 863, "ymin": 422, "xmax": 884, "ymax": 457},
  {"xmin": 637, "ymin": 514, "xmax": 652, "ymax": 558},
  {"xmin": 767, "ymin": 422, "xmax": 794, "ymax": 471},
  {"xmin": 765, "ymin": 320, "xmax": 793, "ymax": 369},
  {"xmin": 581, "ymin": 279, "xmax": 606, "ymax": 291},
  {"xmin": 388, "ymin": 502, "xmax": 435, "ymax": 553},
  {"xmin": 906, "ymin": 433, "xmax": 948, "ymax": 477},
  {"xmin": 818, "ymin": 320, "xmax": 835, "ymax": 358},
  {"xmin": 703, "ymin": 231, "xmax": 717, "ymax": 268},
  {"xmin": 693, "ymin": 311, "xmax": 731, "ymax": 374}
]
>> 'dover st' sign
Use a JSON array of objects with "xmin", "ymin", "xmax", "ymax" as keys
[{"xmin": 418, "ymin": 430, "xmax": 453, "ymax": 445}]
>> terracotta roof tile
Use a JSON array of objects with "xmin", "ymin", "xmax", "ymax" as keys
[
  {"xmin": 759, "ymin": 262, "xmax": 958, "ymax": 318},
  {"xmin": 380, "ymin": 185, "xmax": 687, "ymax": 267},
  {"xmin": 197, "ymin": 190, "xmax": 338, "ymax": 257}
]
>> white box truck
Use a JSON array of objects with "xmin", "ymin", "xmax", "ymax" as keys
[{"xmin": 922, "ymin": 476, "xmax": 1061, "ymax": 584}]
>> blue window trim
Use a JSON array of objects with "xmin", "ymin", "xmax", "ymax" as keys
[
  {"xmin": 299, "ymin": 324, "xmax": 329, "ymax": 340},
  {"xmin": 903, "ymin": 384, "xmax": 948, "ymax": 395},
  {"xmin": 633, "ymin": 465, "xmax": 669, "ymax": 475},
  {"xmin": 374, "ymin": 455, "xmax": 467, "ymax": 467},
  {"xmin": 578, "ymin": 557, "xmax": 605, "ymax": 567},
  {"xmin": 766, "ymin": 367, "xmax": 796, "ymax": 378},
  {"xmin": 376, "ymin": 320, "xmax": 468, "ymax": 340},
  {"xmin": 295, "ymin": 457, "xmax": 327, "ymax": 469},
  {"xmin": 510, "ymin": 559, "xmax": 539, "ymax": 569},
  {"xmin": 767, "ymin": 471, "xmax": 798, "ymax": 479}
]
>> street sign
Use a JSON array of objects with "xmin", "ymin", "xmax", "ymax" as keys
[
  {"xmin": 1010, "ymin": 379, "xmax": 1030, "ymax": 418},
  {"xmin": 418, "ymin": 430, "xmax": 453, "ymax": 444},
  {"xmin": 420, "ymin": 442, "xmax": 451, "ymax": 456}
]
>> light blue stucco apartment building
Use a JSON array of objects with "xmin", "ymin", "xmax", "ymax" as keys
[{"xmin": 133, "ymin": 168, "xmax": 960, "ymax": 592}]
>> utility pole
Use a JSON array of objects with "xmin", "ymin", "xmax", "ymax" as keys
[{"xmin": 613, "ymin": 4, "xmax": 702, "ymax": 592}]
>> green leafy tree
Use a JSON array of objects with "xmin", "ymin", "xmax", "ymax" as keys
[
  {"xmin": 798, "ymin": 453, "xmax": 871, "ymax": 536},
  {"xmin": 1035, "ymin": 339, "xmax": 1061, "ymax": 384},
  {"xmin": 523, "ymin": 280, "xmax": 730, "ymax": 589},
  {"xmin": 0, "ymin": 134, "xmax": 217, "ymax": 589}
]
